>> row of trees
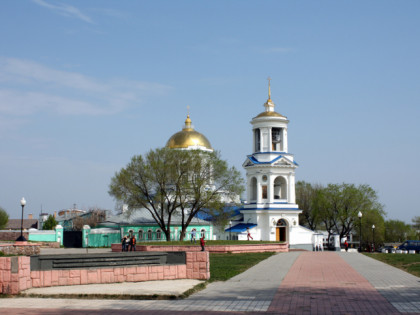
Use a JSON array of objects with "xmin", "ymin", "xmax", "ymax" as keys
[{"xmin": 296, "ymin": 181, "xmax": 419, "ymax": 244}]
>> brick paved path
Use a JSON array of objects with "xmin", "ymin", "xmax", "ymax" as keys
[
  {"xmin": 2, "ymin": 252, "xmax": 420, "ymax": 314},
  {"xmin": 268, "ymin": 252, "xmax": 400, "ymax": 314}
]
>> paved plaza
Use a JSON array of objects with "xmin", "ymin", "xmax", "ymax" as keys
[{"xmin": 1, "ymin": 251, "xmax": 419, "ymax": 314}]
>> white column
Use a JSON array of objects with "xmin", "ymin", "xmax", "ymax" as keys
[
  {"xmin": 287, "ymin": 173, "xmax": 292, "ymax": 203},
  {"xmin": 262, "ymin": 128, "xmax": 269, "ymax": 152},
  {"xmin": 257, "ymin": 179, "xmax": 262, "ymax": 204},
  {"xmin": 283, "ymin": 128, "xmax": 288, "ymax": 153},
  {"xmin": 289, "ymin": 173, "xmax": 296, "ymax": 204},
  {"xmin": 268, "ymin": 175, "xmax": 274, "ymax": 204}
]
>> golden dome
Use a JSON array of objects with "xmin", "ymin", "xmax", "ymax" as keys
[
  {"xmin": 255, "ymin": 111, "xmax": 286, "ymax": 118},
  {"xmin": 166, "ymin": 115, "xmax": 213, "ymax": 150}
]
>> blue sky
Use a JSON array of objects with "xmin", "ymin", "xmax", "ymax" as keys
[{"xmin": 0, "ymin": 1, "xmax": 419, "ymax": 223}]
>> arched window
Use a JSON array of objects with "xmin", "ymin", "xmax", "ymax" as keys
[
  {"xmin": 250, "ymin": 177, "xmax": 257, "ymax": 202},
  {"xmin": 138, "ymin": 230, "xmax": 143, "ymax": 240},
  {"xmin": 274, "ymin": 176, "xmax": 287, "ymax": 200},
  {"xmin": 156, "ymin": 229, "xmax": 161, "ymax": 240},
  {"xmin": 147, "ymin": 229, "xmax": 152, "ymax": 240},
  {"xmin": 129, "ymin": 229, "xmax": 134, "ymax": 237}
]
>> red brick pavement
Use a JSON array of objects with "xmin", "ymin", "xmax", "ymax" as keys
[
  {"xmin": 268, "ymin": 252, "xmax": 400, "ymax": 315},
  {"xmin": 0, "ymin": 310, "xmax": 247, "ymax": 315}
]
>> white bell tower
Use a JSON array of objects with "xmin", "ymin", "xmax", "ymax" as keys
[{"xmin": 241, "ymin": 78, "xmax": 302, "ymax": 244}]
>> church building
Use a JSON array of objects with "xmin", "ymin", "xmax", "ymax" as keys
[{"xmin": 226, "ymin": 80, "xmax": 314, "ymax": 250}]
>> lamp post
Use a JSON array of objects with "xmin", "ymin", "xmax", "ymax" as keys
[
  {"xmin": 372, "ymin": 224, "xmax": 375, "ymax": 252},
  {"xmin": 358, "ymin": 211, "xmax": 362, "ymax": 252},
  {"xmin": 229, "ymin": 221, "xmax": 232, "ymax": 241},
  {"xmin": 16, "ymin": 197, "xmax": 27, "ymax": 242}
]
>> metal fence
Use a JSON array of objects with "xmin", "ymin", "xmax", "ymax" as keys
[{"xmin": 132, "ymin": 230, "xmax": 211, "ymax": 242}]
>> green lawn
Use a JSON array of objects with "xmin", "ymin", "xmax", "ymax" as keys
[
  {"xmin": 209, "ymin": 252, "xmax": 276, "ymax": 282},
  {"xmin": 364, "ymin": 253, "xmax": 420, "ymax": 277}
]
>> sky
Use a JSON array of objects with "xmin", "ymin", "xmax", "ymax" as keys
[{"xmin": 0, "ymin": 1, "xmax": 419, "ymax": 223}]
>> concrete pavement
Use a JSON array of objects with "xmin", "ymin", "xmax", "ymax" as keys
[
  {"xmin": 339, "ymin": 252, "xmax": 420, "ymax": 314},
  {"xmin": 1, "ymin": 251, "xmax": 420, "ymax": 314}
]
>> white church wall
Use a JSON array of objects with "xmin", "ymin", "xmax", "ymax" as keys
[{"xmin": 289, "ymin": 225, "xmax": 315, "ymax": 250}]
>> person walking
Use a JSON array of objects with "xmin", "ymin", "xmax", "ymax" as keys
[
  {"xmin": 200, "ymin": 236, "xmax": 206, "ymax": 251},
  {"xmin": 247, "ymin": 228, "xmax": 253, "ymax": 241},
  {"xmin": 191, "ymin": 229, "xmax": 196, "ymax": 243},
  {"xmin": 130, "ymin": 235, "xmax": 136, "ymax": 251},
  {"xmin": 121, "ymin": 236, "xmax": 127, "ymax": 252},
  {"xmin": 124, "ymin": 235, "xmax": 130, "ymax": 252},
  {"xmin": 344, "ymin": 240, "xmax": 349, "ymax": 252}
]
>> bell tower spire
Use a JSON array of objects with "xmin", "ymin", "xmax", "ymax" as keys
[{"xmin": 264, "ymin": 77, "xmax": 275, "ymax": 113}]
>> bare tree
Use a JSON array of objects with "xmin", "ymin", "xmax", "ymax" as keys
[
  {"xmin": 72, "ymin": 208, "xmax": 107, "ymax": 231},
  {"xmin": 109, "ymin": 147, "xmax": 244, "ymax": 241}
]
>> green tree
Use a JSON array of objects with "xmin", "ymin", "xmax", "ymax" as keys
[
  {"xmin": 412, "ymin": 216, "xmax": 420, "ymax": 240},
  {"xmin": 318, "ymin": 183, "xmax": 385, "ymax": 241},
  {"xmin": 109, "ymin": 147, "xmax": 244, "ymax": 241},
  {"xmin": 296, "ymin": 181, "xmax": 323, "ymax": 230},
  {"xmin": 385, "ymin": 219, "xmax": 416, "ymax": 242},
  {"xmin": 357, "ymin": 208, "xmax": 386, "ymax": 248},
  {"xmin": 43, "ymin": 214, "xmax": 58, "ymax": 230},
  {"xmin": 0, "ymin": 206, "xmax": 9, "ymax": 229}
]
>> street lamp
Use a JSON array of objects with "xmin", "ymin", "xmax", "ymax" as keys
[
  {"xmin": 358, "ymin": 211, "xmax": 363, "ymax": 252},
  {"xmin": 16, "ymin": 197, "xmax": 27, "ymax": 242},
  {"xmin": 372, "ymin": 224, "xmax": 375, "ymax": 252},
  {"xmin": 229, "ymin": 221, "xmax": 232, "ymax": 241}
]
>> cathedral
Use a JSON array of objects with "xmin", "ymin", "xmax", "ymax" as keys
[{"xmin": 98, "ymin": 80, "xmax": 314, "ymax": 249}]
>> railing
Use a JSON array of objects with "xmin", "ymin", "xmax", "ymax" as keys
[{"xmin": 136, "ymin": 231, "xmax": 211, "ymax": 242}]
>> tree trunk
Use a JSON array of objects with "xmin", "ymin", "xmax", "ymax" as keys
[
  {"xmin": 164, "ymin": 229, "xmax": 171, "ymax": 242},
  {"xmin": 179, "ymin": 226, "xmax": 187, "ymax": 241}
]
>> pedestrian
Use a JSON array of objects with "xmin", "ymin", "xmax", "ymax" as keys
[
  {"xmin": 344, "ymin": 240, "xmax": 349, "ymax": 252},
  {"xmin": 200, "ymin": 236, "xmax": 205, "ymax": 251},
  {"xmin": 121, "ymin": 236, "xmax": 127, "ymax": 252},
  {"xmin": 247, "ymin": 228, "xmax": 253, "ymax": 241},
  {"xmin": 191, "ymin": 229, "xmax": 196, "ymax": 243},
  {"xmin": 125, "ymin": 235, "xmax": 130, "ymax": 252},
  {"xmin": 130, "ymin": 235, "xmax": 136, "ymax": 251}
]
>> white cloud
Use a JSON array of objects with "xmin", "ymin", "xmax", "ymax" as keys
[
  {"xmin": 0, "ymin": 57, "xmax": 173, "ymax": 117},
  {"xmin": 32, "ymin": 0, "xmax": 94, "ymax": 24}
]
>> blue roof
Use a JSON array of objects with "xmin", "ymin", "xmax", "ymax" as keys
[
  {"xmin": 247, "ymin": 154, "xmax": 299, "ymax": 166},
  {"xmin": 225, "ymin": 223, "xmax": 257, "ymax": 233},
  {"xmin": 196, "ymin": 206, "xmax": 242, "ymax": 221}
]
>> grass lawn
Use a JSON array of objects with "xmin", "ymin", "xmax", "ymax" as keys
[
  {"xmin": 364, "ymin": 253, "xmax": 420, "ymax": 277},
  {"xmin": 209, "ymin": 252, "xmax": 276, "ymax": 282}
]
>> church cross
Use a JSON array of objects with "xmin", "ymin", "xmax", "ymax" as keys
[{"xmin": 267, "ymin": 76, "xmax": 272, "ymax": 100}]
